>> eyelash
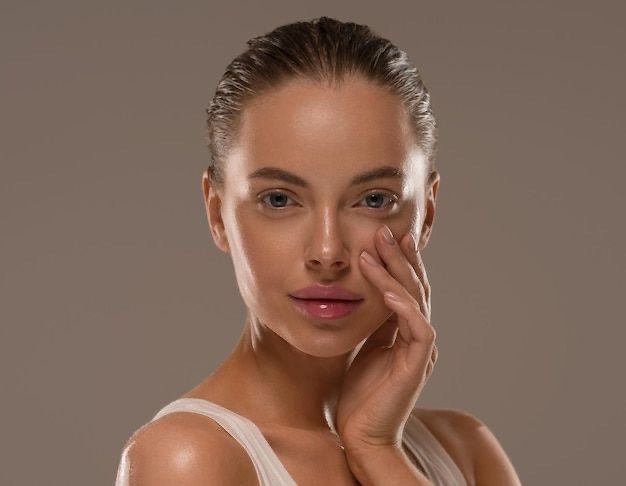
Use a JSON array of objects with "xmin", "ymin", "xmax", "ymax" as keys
[{"xmin": 258, "ymin": 190, "xmax": 399, "ymax": 212}]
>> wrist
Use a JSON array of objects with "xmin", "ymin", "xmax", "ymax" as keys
[
  {"xmin": 344, "ymin": 442, "xmax": 404, "ymax": 470},
  {"xmin": 345, "ymin": 444, "xmax": 432, "ymax": 486}
]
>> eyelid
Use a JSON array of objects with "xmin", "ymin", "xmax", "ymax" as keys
[
  {"xmin": 257, "ymin": 188, "xmax": 299, "ymax": 205},
  {"xmin": 257, "ymin": 189, "xmax": 399, "ymax": 210},
  {"xmin": 363, "ymin": 189, "xmax": 399, "ymax": 204}
]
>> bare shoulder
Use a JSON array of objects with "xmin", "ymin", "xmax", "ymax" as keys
[
  {"xmin": 411, "ymin": 407, "xmax": 521, "ymax": 486},
  {"xmin": 120, "ymin": 411, "xmax": 259, "ymax": 486}
]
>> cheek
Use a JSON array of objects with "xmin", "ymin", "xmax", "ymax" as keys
[
  {"xmin": 235, "ymin": 211, "xmax": 290, "ymax": 269},
  {"xmin": 225, "ymin": 207, "xmax": 291, "ymax": 304},
  {"xmin": 225, "ymin": 200, "xmax": 420, "ymax": 287},
  {"xmin": 351, "ymin": 208, "xmax": 420, "ymax": 267}
]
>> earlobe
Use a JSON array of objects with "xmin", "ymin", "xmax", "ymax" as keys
[{"xmin": 202, "ymin": 170, "xmax": 230, "ymax": 254}]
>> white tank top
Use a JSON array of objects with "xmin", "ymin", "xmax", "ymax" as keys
[{"xmin": 115, "ymin": 398, "xmax": 467, "ymax": 486}]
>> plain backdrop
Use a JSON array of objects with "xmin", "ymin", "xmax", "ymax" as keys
[{"xmin": 1, "ymin": 1, "xmax": 624, "ymax": 485}]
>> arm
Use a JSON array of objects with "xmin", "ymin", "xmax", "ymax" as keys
[{"xmin": 345, "ymin": 444, "xmax": 433, "ymax": 486}]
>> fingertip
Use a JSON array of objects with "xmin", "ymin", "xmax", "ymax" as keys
[{"xmin": 360, "ymin": 250, "xmax": 377, "ymax": 266}]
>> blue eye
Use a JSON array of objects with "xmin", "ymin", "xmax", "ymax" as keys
[
  {"xmin": 359, "ymin": 192, "xmax": 397, "ymax": 209},
  {"xmin": 259, "ymin": 190, "xmax": 398, "ymax": 211},
  {"xmin": 260, "ymin": 191, "xmax": 295, "ymax": 209}
]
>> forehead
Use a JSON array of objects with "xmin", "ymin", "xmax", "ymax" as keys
[{"xmin": 228, "ymin": 76, "xmax": 418, "ymax": 177}]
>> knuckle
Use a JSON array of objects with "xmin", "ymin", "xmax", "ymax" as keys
[
  {"xmin": 408, "ymin": 297, "xmax": 421, "ymax": 313},
  {"xmin": 426, "ymin": 361, "xmax": 434, "ymax": 376},
  {"xmin": 426, "ymin": 326, "xmax": 437, "ymax": 342}
]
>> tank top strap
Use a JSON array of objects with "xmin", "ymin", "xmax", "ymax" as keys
[
  {"xmin": 115, "ymin": 400, "xmax": 467, "ymax": 486},
  {"xmin": 402, "ymin": 412, "xmax": 468, "ymax": 486},
  {"xmin": 150, "ymin": 398, "xmax": 297, "ymax": 486}
]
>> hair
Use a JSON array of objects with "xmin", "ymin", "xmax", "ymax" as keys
[{"xmin": 205, "ymin": 16, "xmax": 438, "ymax": 189}]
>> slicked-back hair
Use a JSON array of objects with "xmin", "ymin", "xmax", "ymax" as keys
[{"xmin": 206, "ymin": 16, "xmax": 438, "ymax": 188}]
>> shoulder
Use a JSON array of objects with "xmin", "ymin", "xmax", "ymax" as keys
[
  {"xmin": 121, "ymin": 411, "xmax": 259, "ymax": 486},
  {"xmin": 410, "ymin": 407, "xmax": 476, "ymax": 483},
  {"xmin": 411, "ymin": 407, "xmax": 521, "ymax": 486}
]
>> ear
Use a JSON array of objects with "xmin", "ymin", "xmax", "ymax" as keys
[
  {"xmin": 202, "ymin": 168, "xmax": 230, "ymax": 253},
  {"xmin": 418, "ymin": 170, "xmax": 440, "ymax": 251}
]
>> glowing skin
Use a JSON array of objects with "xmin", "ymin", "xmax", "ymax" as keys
[
  {"xmin": 196, "ymin": 75, "xmax": 440, "ymax": 435},
  {"xmin": 124, "ymin": 72, "xmax": 521, "ymax": 486}
]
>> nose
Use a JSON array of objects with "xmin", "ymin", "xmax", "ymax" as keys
[{"xmin": 304, "ymin": 209, "xmax": 350, "ymax": 274}]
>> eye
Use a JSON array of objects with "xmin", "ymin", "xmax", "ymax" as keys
[
  {"xmin": 258, "ymin": 190, "xmax": 399, "ymax": 211},
  {"xmin": 258, "ymin": 190, "xmax": 297, "ymax": 210},
  {"xmin": 357, "ymin": 191, "xmax": 398, "ymax": 210}
]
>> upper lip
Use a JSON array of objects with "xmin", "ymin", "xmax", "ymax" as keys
[{"xmin": 289, "ymin": 284, "xmax": 363, "ymax": 301}]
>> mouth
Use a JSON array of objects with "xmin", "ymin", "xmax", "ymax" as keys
[
  {"xmin": 289, "ymin": 296, "xmax": 364, "ymax": 320},
  {"xmin": 290, "ymin": 297, "xmax": 363, "ymax": 302}
]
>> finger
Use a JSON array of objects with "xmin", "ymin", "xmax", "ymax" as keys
[
  {"xmin": 426, "ymin": 359, "xmax": 434, "ymax": 377},
  {"xmin": 359, "ymin": 228, "xmax": 424, "ymax": 316},
  {"xmin": 359, "ymin": 317, "xmax": 399, "ymax": 354},
  {"xmin": 401, "ymin": 232, "xmax": 430, "ymax": 304},
  {"xmin": 386, "ymin": 292, "xmax": 437, "ymax": 380},
  {"xmin": 372, "ymin": 226, "xmax": 426, "ymax": 309},
  {"xmin": 382, "ymin": 290, "xmax": 436, "ymax": 345},
  {"xmin": 427, "ymin": 345, "xmax": 438, "ymax": 376},
  {"xmin": 400, "ymin": 232, "xmax": 431, "ymax": 321},
  {"xmin": 360, "ymin": 248, "xmax": 417, "ymax": 309},
  {"xmin": 431, "ymin": 344, "xmax": 438, "ymax": 364},
  {"xmin": 359, "ymin": 241, "xmax": 436, "ymax": 350}
]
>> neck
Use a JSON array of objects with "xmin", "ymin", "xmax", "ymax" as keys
[{"xmin": 221, "ymin": 311, "xmax": 362, "ymax": 433}]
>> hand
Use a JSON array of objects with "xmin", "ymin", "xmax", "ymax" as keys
[{"xmin": 335, "ymin": 224, "xmax": 438, "ymax": 453}]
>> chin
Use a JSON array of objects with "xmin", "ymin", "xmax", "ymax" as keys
[
  {"xmin": 289, "ymin": 337, "xmax": 360, "ymax": 359},
  {"xmin": 249, "ymin": 299, "xmax": 392, "ymax": 357},
  {"xmin": 281, "ymin": 315, "xmax": 389, "ymax": 359}
]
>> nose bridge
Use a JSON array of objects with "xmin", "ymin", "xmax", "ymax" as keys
[{"xmin": 307, "ymin": 204, "xmax": 348, "ymax": 266}]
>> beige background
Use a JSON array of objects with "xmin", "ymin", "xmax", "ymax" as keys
[{"xmin": 1, "ymin": 1, "xmax": 624, "ymax": 485}]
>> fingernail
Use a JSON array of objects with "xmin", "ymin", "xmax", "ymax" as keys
[
  {"xmin": 360, "ymin": 250, "xmax": 377, "ymax": 265},
  {"xmin": 409, "ymin": 233, "xmax": 418, "ymax": 252},
  {"xmin": 382, "ymin": 226, "xmax": 395, "ymax": 245}
]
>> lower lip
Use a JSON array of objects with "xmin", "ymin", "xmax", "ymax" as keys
[{"xmin": 289, "ymin": 297, "xmax": 363, "ymax": 320}]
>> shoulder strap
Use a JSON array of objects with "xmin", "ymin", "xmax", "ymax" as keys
[
  {"xmin": 403, "ymin": 412, "xmax": 468, "ymax": 486},
  {"xmin": 114, "ymin": 445, "xmax": 130, "ymax": 486},
  {"xmin": 151, "ymin": 398, "xmax": 297, "ymax": 486}
]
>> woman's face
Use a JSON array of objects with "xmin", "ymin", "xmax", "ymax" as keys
[{"xmin": 203, "ymin": 75, "xmax": 437, "ymax": 358}]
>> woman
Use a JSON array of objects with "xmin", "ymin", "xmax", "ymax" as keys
[{"xmin": 115, "ymin": 16, "xmax": 521, "ymax": 485}]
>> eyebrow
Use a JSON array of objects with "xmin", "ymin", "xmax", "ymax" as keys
[{"xmin": 247, "ymin": 165, "xmax": 404, "ymax": 188}]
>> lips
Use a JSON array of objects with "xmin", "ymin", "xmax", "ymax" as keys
[
  {"xmin": 289, "ymin": 296, "xmax": 363, "ymax": 320},
  {"xmin": 289, "ymin": 283, "xmax": 363, "ymax": 301}
]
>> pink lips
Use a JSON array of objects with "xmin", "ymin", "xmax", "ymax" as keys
[
  {"xmin": 289, "ymin": 283, "xmax": 363, "ymax": 301},
  {"xmin": 289, "ymin": 284, "xmax": 363, "ymax": 320}
]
